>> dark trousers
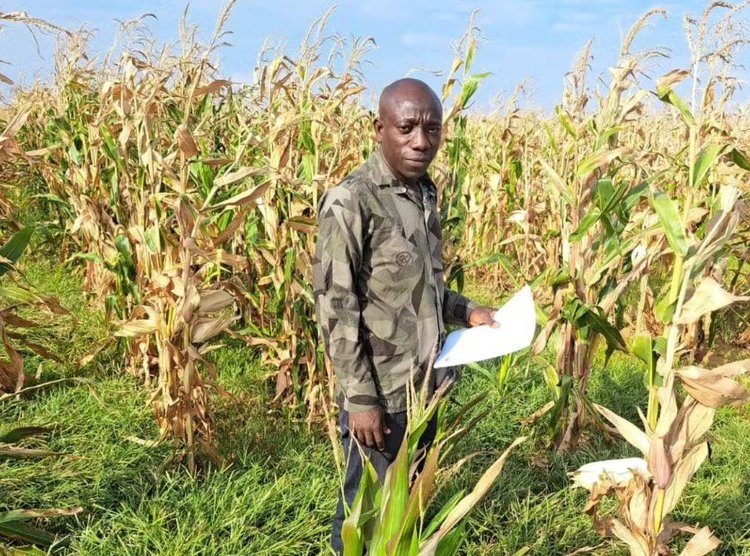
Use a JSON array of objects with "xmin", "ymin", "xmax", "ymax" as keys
[{"xmin": 331, "ymin": 410, "xmax": 437, "ymax": 554}]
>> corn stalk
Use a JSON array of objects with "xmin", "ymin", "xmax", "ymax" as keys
[{"xmin": 531, "ymin": 10, "xmax": 670, "ymax": 452}]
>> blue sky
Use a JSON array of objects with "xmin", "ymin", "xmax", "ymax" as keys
[{"xmin": 1, "ymin": 0, "xmax": 748, "ymax": 111}]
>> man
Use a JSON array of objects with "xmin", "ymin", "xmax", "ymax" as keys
[{"xmin": 313, "ymin": 78, "xmax": 496, "ymax": 553}]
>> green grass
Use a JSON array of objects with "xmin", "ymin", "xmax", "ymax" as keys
[{"xmin": 1, "ymin": 260, "xmax": 749, "ymax": 555}]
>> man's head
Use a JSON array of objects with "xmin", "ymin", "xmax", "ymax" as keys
[{"xmin": 375, "ymin": 78, "xmax": 443, "ymax": 185}]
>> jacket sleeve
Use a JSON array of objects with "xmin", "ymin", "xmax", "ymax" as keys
[
  {"xmin": 313, "ymin": 186, "xmax": 379, "ymax": 412},
  {"xmin": 443, "ymin": 289, "xmax": 478, "ymax": 327}
]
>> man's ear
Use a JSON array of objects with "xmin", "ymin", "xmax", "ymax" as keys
[{"xmin": 373, "ymin": 117, "xmax": 384, "ymax": 142}]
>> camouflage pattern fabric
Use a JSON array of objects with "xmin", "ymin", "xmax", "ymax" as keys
[{"xmin": 313, "ymin": 149, "xmax": 476, "ymax": 413}]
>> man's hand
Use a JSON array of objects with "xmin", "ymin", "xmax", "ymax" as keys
[
  {"xmin": 348, "ymin": 406, "xmax": 391, "ymax": 450},
  {"xmin": 468, "ymin": 306, "xmax": 499, "ymax": 328}
]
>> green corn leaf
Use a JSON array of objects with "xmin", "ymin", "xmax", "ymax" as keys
[
  {"xmin": 654, "ymin": 336, "xmax": 668, "ymax": 359},
  {"xmin": 0, "ymin": 227, "xmax": 34, "ymax": 278},
  {"xmin": 114, "ymin": 234, "xmax": 135, "ymax": 271},
  {"xmin": 554, "ymin": 105, "xmax": 577, "ymax": 139},
  {"xmin": 650, "ymin": 190, "xmax": 689, "ymax": 257},
  {"xmin": 547, "ymin": 269, "xmax": 571, "ymax": 288},
  {"xmin": 301, "ymin": 153, "xmax": 315, "ymax": 184},
  {"xmin": 0, "ymin": 519, "xmax": 56, "ymax": 546},
  {"xmin": 408, "ymin": 400, "xmax": 441, "ymax": 455},
  {"xmin": 730, "ymin": 147, "xmax": 750, "ymax": 171},
  {"xmin": 32, "ymin": 193, "xmax": 71, "ymax": 208},
  {"xmin": 654, "ymin": 293, "xmax": 677, "ymax": 324},
  {"xmin": 342, "ymin": 457, "xmax": 379, "ymax": 555},
  {"xmin": 630, "ymin": 335, "xmax": 653, "ymax": 371},
  {"xmin": 457, "ymin": 72, "xmax": 491, "ymax": 111},
  {"xmin": 100, "ymin": 125, "xmax": 124, "ymax": 171},
  {"xmin": 569, "ymin": 207, "xmax": 602, "ymax": 243},
  {"xmin": 433, "ymin": 522, "xmax": 466, "ymax": 556},
  {"xmin": 341, "ymin": 501, "xmax": 365, "ymax": 555},
  {"xmin": 0, "ymin": 427, "xmax": 51, "ymax": 444},
  {"xmin": 570, "ymin": 177, "xmax": 625, "ymax": 242},
  {"xmin": 370, "ymin": 438, "xmax": 410, "ymax": 553},
  {"xmin": 541, "ymin": 361, "xmax": 561, "ymax": 399},
  {"xmin": 144, "ymin": 225, "xmax": 161, "ymax": 254},
  {"xmin": 549, "ymin": 375, "xmax": 573, "ymax": 434},
  {"xmin": 391, "ymin": 445, "xmax": 441, "ymax": 554},
  {"xmin": 658, "ymin": 89, "xmax": 696, "ymax": 127},
  {"xmin": 622, "ymin": 181, "xmax": 649, "ymax": 213},
  {"xmin": 283, "ymin": 249, "xmax": 295, "ymax": 285},
  {"xmin": 582, "ymin": 308, "xmax": 627, "ymax": 353},
  {"xmin": 421, "ymin": 490, "xmax": 466, "ymax": 540},
  {"xmin": 576, "ymin": 148, "xmax": 625, "ymax": 178},
  {"xmin": 691, "ymin": 144, "xmax": 723, "ymax": 189},
  {"xmin": 0, "ymin": 507, "xmax": 81, "ymax": 546},
  {"xmin": 464, "ymin": 41, "xmax": 477, "ymax": 72},
  {"xmin": 595, "ymin": 178, "xmax": 616, "ymax": 211},
  {"xmin": 631, "ymin": 335, "xmax": 656, "ymax": 387},
  {"xmin": 0, "ymin": 285, "xmax": 45, "ymax": 305}
]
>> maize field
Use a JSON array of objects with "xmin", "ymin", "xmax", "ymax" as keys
[{"xmin": 1, "ymin": 2, "xmax": 749, "ymax": 554}]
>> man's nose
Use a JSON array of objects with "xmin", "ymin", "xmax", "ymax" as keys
[{"xmin": 411, "ymin": 127, "xmax": 429, "ymax": 150}]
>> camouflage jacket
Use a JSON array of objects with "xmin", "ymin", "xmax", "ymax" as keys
[{"xmin": 313, "ymin": 149, "xmax": 476, "ymax": 413}]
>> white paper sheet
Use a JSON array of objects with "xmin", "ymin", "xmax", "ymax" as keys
[{"xmin": 434, "ymin": 285, "xmax": 536, "ymax": 369}]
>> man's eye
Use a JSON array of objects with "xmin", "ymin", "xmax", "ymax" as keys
[
  {"xmin": 428, "ymin": 127, "xmax": 441, "ymax": 134},
  {"xmin": 398, "ymin": 126, "xmax": 412, "ymax": 133}
]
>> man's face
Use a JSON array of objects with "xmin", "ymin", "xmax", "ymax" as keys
[{"xmin": 375, "ymin": 88, "xmax": 442, "ymax": 184}]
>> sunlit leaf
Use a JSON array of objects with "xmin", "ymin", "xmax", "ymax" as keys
[
  {"xmin": 675, "ymin": 277, "xmax": 749, "ymax": 324},
  {"xmin": 650, "ymin": 190, "xmax": 689, "ymax": 257}
]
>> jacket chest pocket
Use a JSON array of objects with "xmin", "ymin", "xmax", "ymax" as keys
[{"xmin": 369, "ymin": 226, "xmax": 422, "ymax": 283}]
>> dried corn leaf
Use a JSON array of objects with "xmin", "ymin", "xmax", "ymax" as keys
[
  {"xmin": 191, "ymin": 315, "xmax": 237, "ymax": 344},
  {"xmin": 667, "ymin": 398, "xmax": 715, "ymax": 461},
  {"xmin": 662, "ymin": 442, "xmax": 709, "ymax": 516},
  {"xmin": 675, "ymin": 365, "xmax": 750, "ymax": 408},
  {"xmin": 679, "ymin": 526, "xmax": 720, "ymax": 556},
  {"xmin": 209, "ymin": 180, "xmax": 271, "ymax": 209},
  {"xmin": 214, "ymin": 167, "xmax": 267, "ymax": 188},
  {"xmin": 195, "ymin": 79, "xmax": 231, "ymax": 96},
  {"xmin": 656, "ymin": 69, "xmax": 690, "ymax": 96},
  {"xmin": 675, "ymin": 277, "xmax": 749, "ymax": 324},
  {"xmin": 610, "ymin": 518, "xmax": 650, "ymax": 556},
  {"xmin": 197, "ymin": 289, "xmax": 235, "ymax": 314},
  {"xmin": 116, "ymin": 307, "xmax": 158, "ymax": 338},
  {"xmin": 175, "ymin": 124, "xmax": 198, "ymax": 158},
  {"xmin": 594, "ymin": 404, "xmax": 651, "ymax": 456},
  {"xmin": 628, "ymin": 479, "xmax": 650, "ymax": 532},
  {"xmin": 648, "ymin": 437, "xmax": 672, "ymax": 489},
  {"xmin": 420, "ymin": 437, "xmax": 525, "ymax": 551}
]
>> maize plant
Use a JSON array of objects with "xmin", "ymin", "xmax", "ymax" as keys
[
  {"xmin": 0, "ymin": 227, "xmax": 67, "ymax": 393},
  {"xmin": 635, "ymin": 0, "xmax": 750, "ymax": 430},
  {"xmin": 342, "ymin": 365, "xmax": 525, "ymax": 556},
  {"xmin": 574, "ymin": 349, "xmax": 749, "ymax": 554},
  {"xmin": 229, "ymin": 11, "xmax": 375, "ymax": 415},
  {"xmin": 5, "ymin": 3, "xmax": 262, "ymax": 469},
  {"xmin": 572, "ymin": 4, "xmax": 750, "ymax": 546},
  {"xmin": 530, "ymin": 10, "xmax": 671, "ymax": 452},
  {"xmin": 434, "ymin": 15, "xmax": 541, "ymax": 292},
  {"xmin": 572, "ymin": 185, "xmax": 749, "ymax": 554},
  {"xmin": 114, "ymin": 196, "xmax": 247, "ymax": 472}
]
